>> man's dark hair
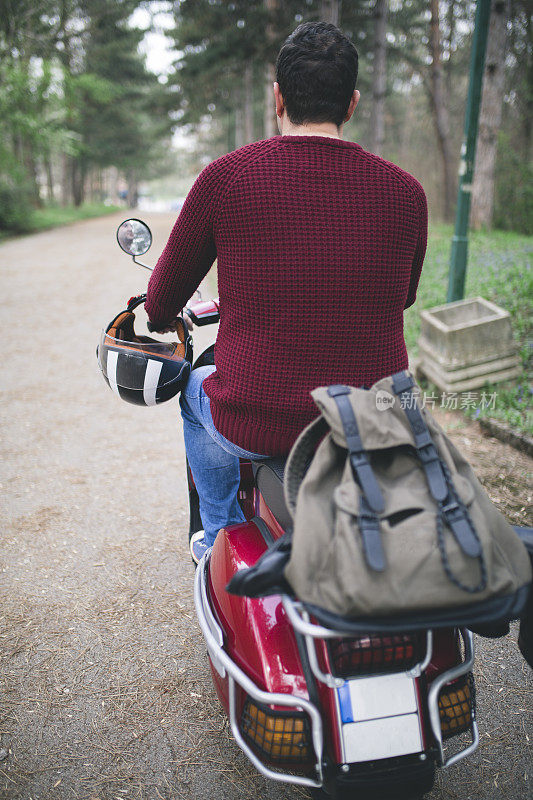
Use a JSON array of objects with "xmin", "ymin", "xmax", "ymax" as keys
[{"xmin": 275, "ymin": 22, "xmax": 358, "ymax": 128}]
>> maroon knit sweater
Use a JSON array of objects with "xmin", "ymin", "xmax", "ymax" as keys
[{"xmin": 145, "ymin": 135, "xmax": 427, "ymax": 456}]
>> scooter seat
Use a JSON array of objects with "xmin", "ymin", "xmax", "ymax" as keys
[{"xmin": 252, "ymin": 458, "xmax": 292, "ymax": 531}]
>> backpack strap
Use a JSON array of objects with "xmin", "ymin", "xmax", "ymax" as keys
[
  {"xmin": 327, "ymin": 385, "xmax": 386, "ymax": 573},
  {"xmin": 359, "ymin": 495, "xmax": 386, "ymax": 572},
  {"xmin": 391, "ymin": 371, "xmax": 448, "ymax": 501},
  {"xmin": 391, "ymin": 371, "xmax": 482, "ymax": 560},
  {"xmin": 327, "ymin": 385, "xmax": 385, "ymax": 513},
  {"xmin": 284, "ymin": 397, "xmax": 386, "ymax": 572}
]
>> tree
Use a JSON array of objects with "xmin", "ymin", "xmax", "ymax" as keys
[
  {"xmin": 471, "ymin": 0, "xmax": 510, "ymax": 229},
  {"xmin": 492, "ymin": 0, "xmax": 532, "ymax": 233},
  {"xmin": 60, "ymin": 0, "xmax": 174, "ymax": 205},
  {"xmin": 169, "ymin": 0, "xmax": 267, "ymax": 155},
  {"xmin": 0, "ymin": 0, "xmax": 64, "ymax": 209},
  {"xmin": 370, "ymin": 0, "xmax": 388, "ymax": 156},
  {"xmin": 169, "ymin": 1, "xmax": 323, "ymax": 156},
  {"xmin": 0, "ymin": 0, "xmax": 174, "ymax": 224},
  {"xmin": 320, "ymin": 0, "xmax": 341, "ymax": 25},
  {"xmin": 428, "ymin": 0, "xmax": 455, "ymax": 221},
  {"xmin": 264, "ymin": 0, "xmax": 279, "ymax": 139},
  {"xmin": 384, "ymin": 0, "xmax": 475, "ymax": 219}
]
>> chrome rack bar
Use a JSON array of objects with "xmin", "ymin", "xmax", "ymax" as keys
[
  {"xmin": 193, "ymin": 555, "xmax": 324, "ymax": 788},
  {"xmin": 427, "ymin": 628, "xmax": 479, "ymax": 767}
]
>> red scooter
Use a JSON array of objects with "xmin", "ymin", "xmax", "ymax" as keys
[
  {"xmin": 113, "ymin": 218, "xmax": 530, "ymax": 800},
  {"xmin": 189, "ymin": 344, "xmax": 474, "ymax": 799},
  {"xmin": 183, "ymin": 310, "xmax": 477, "ymax": 800}
]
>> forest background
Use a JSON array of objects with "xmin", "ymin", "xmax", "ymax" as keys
[{"xmin": 0, "ymin": 0, "xmax": 531, "ymax": 236}]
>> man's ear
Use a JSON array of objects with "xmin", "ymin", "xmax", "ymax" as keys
[
  {"xmin": 273, "ymin": 82, "xmax": 284, "ymax": 119},
  {"xmin": 344, "ymin": 89, "xmax": 360, "ymax": 123}
]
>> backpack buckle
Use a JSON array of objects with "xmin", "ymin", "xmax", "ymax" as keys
[
  {"xmin": 327, "ymin": 384, "xmax": 350, "ymax": 398},
  {"xmin": 350, "ymin": 451, "xmax": 367, "ymax": 469},
  {"xmin": 417, "ymin": 444, "xmax": 447, "ymax": 502},
  {"xmin": 441, "ymin": 499, "xmax": 460, "ymax": 517},
  {"xmin": 328, "ymin": 387, "xmax": 386, "ymax": 514},
  {"xmin": 359, "ymin": 497, "xmax": 386, "ymax": 573},
  {"xmin": 391, "ymin": 371, "xmax": 415, "ymax": 395},
  {"xmin": 418, "ymin": 442, "xmax": 440, "ymax": 464},
  {"xmin": 440, "ymin": 499, "xmax": 482, "ymax": 558}
]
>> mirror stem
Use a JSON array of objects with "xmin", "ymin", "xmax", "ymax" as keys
[{"xmin": 132, "ymin": 255, "xmax": 153, "ymax": 272}]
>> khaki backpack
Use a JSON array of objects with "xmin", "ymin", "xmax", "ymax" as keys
[{"xmin": 282, "ymin": 371, "xmax": 531, "ymax": 629}]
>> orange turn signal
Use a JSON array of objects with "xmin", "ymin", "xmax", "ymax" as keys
[
  {"xmin": 438, "ymin": 673, "xmax": 474, "ymax": 738},
  {"xmin": 240, "ymin": 698, "xmax": 312, "ymax": 763}
]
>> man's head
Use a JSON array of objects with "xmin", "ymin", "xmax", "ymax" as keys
[
  {"xmin": 118, "ymin": 221, "xmax": 135, "ymax": 250},
  {"xmin": 274, "ymin": 22, "xmax": 359, "ymax": 132},
  {"xmin": 122, "ymin": 222, "xmax": 134, "ymax": 240}
]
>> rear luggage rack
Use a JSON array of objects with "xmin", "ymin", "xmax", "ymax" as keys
[
  {"xmin": 281, "ymin": 597, "xmax": 478, "ymax": 767},
  {"xmin": 281, "ymin": 597, "xmax": 433, "ymax": 687}
]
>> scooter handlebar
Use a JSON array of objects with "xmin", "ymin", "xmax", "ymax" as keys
[
  {"xmin": 185, "ymin": 298, "xmax": 220, "ymax": 327},
  {"xmin": 145, "ymin": 298, "xmax": 219, "ymax": 333}
]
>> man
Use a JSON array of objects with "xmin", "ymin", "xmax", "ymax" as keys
[{"xmin": 145, "ymin": 22, "xmax": 427, "ymax": 563}]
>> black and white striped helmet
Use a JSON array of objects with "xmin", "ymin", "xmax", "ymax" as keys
[{"xmin": 97, "ymin": 296, "xmax": 192, "ymax": 406}]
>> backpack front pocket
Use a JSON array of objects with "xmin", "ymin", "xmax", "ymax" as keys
[{"xmin": 313, "ymin": 468, "xmax": 482, "ymax": 618}]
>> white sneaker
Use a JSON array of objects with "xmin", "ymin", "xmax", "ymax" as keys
[{"xmin": 189, "ymin": 530, "xmax": 211, "ymax": 565}]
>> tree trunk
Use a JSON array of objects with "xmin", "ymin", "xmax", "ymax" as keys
[
  {"xmin": 44, "ymin": 155, "xmax": 55, "ymax": 203},
  {"xmin": 370, "ymin": 0, "xmax": 388, "ymax": 156},
  {"xmin": 320, "ymin": 0, "xmax": 342, "ymax": 24},
  {"xmin": 471, "ymin": 0, "xmax": 510, "ymax": 229},
  {"xmin": 445, "ymin": 0, "xmax": 456, "ymax": 100},
  {"xmin": 244, "ymin": 61, "xmax": 254, "ymax": 143},
  {"xmin": 13, "ymin": 134, "xmax": 23, "ymax": 164},
  {"xmin": 226, "ymin": 111, "xmax": 236, "ymax": 152},
  {"xmin": 61, "ymin": 154, "xmax": 72, "ymax": 206},
  {"xmin": 90, "ymin": 169, "xmax": 101, "ymax": 203},
  {"xmin": 263, "ymin": 63, "xmax": 277, "ymax": 138},
  {"xmin": 127, "ymin": 170, "xmax": 138, "ymax": 208},
  {"xmin": 428, "ymin": 0, "xmax": 455, "ymax": 221},
  {"xmin": 263, "ymin": 0, "xmax": 278, "ymax": 139},
  {"xmin": 399, "ymin": 93, "xmax": 417, "ymax": 166},
  {"xmin": 71, "ymin": 160, "xmax": 85, "ymax": 207},
  {"xmin": 235, "ymin": 106, "xmax": 245, "ymax": 150},
  {"xmin": 524, "ymin": 9, "xmax": 532, "ymax": 160},
  {"xmin": 108, "ymin": 166, "xmax": 119, "ymax": 206},
  {"xmin": 23, "ymin": 139, "xmax": 42, "ymax": 207}
]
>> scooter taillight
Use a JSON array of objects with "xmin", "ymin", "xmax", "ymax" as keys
[
  {"xmin": 329, "ymin": 633, "xmax": 422, "ymax": 678},
  {"xmin": 240, "ymin": 697, "xmax": 313, "ymax": 765}
]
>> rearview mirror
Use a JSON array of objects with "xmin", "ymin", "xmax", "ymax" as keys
[{"xmin": 116, "ymin": 218, "xmax": 152, "ymax": 256}]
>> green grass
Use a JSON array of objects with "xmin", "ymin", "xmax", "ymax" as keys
[
  {"xmin": 30, "ymin": 202, "xmax": 120, "ymax": 232},
  {"xmin": 0, "ymin": 202, "xmax": 120, "ymax": 241},
  {"xmin": 406, "ymin": 225, "xmax": 533, "ymax": 436}
]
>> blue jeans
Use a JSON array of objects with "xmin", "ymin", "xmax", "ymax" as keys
[{"xmin": 179, "ymin": 366, "xmax": 269, "ymax": 547}]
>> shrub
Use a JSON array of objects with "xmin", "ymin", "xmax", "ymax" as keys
[
  {"xmin": 494, "ymin": 135, "xmax": 533, "ymax": 236},
  {"xmin": 0, "ymin": 179, "xmax": 34, "ymax": 234}
]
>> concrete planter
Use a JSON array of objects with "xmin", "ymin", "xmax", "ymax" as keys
[{"xmin": 417, "ymin": 296, "xmax": 521, "ymax": 392}]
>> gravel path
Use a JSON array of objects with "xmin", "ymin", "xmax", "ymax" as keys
[{"xmin": 1, "ymin": 214, "xmax": 531, "ymax": 800}]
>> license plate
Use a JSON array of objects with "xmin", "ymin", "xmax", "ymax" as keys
[{"xmin": 337, "ymin": 673, "xmax": 423, "ymax": 762}]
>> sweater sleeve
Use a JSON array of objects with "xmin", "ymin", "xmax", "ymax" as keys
[
  {"xmin": 144, "ymin": 163, "xmax": 221, "ymax": 327},
  {"xmin": 404, "ymin": 180, "xmax": 428, "ymax": 309}
]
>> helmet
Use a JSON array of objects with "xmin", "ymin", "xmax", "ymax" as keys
[{"xmin": 97, "ymin": 295, "xmax": 192, "ymax": 406}]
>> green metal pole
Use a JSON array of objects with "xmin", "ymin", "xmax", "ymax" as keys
[{"xmin": 447, "ymin": 0, "xmax": 491, "ymax": 303}]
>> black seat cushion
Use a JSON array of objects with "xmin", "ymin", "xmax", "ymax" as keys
[{"xmin": 252, "ymin": 458, "xmax": 292, "ymax": 531}]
